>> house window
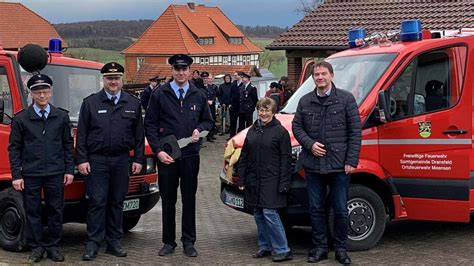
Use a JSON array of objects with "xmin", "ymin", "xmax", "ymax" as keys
[
  {"xmin": 137, "ymin": 58, "xmax": 145, "ymax": 70},
  {"xmin": 200, "ymin": 57, "xmax": 209, "ymax": 65},
  {"xmin": 197, "ymin": 37, "xmax": 214, "ymax": 45},
  {"xmin": 229, "ymin": 37, "xmax": 243, "ymax": 44}
]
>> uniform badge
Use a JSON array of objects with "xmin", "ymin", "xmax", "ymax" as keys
[
  {"xmin": 418, "ymin": 121, "xmax": 431, "ymax": 138},
  {"xmin": 98, "ymin": 110, "xmax": 107, "ymax": 114}
]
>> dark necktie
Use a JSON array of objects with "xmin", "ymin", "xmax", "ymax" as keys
[
  {"xmin": 40, "ymin": 109, "xmax": 47, "ymax": 121},
  {"xmin": 178, "ymin": 88, "xmax": 184, "ymax": 101},
  {"xmin": 111, "ymin": 96, "xmax": 117, "ymax": 106}
]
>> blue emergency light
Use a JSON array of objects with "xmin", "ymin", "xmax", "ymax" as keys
[
  {"xmin": 48, "ymin": 38, "xmax": 62, "ymax": 53},
  {"xmin": 348, "ymin": 28, "xmax": 367, "ymax": 48},
  {"xmin": 400, "ymin": 19, "xmax": 422, "ymax": 41}
]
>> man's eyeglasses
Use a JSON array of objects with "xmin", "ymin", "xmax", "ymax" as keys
[
  {"xmin": 31, "ymin": 90, "xmax": 51, "ymax": 96},
  {"xmin": 104, "ymin": 76, "xmax": 122, "ymax": 81}
]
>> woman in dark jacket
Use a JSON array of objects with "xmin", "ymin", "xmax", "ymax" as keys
[
  {"xmin": 237, "ymin": 97, "xmax": 293, "ymax": 262},
  {"xmin": 218, "ymin": 74, "xmax": 232, "ymax": 135}
]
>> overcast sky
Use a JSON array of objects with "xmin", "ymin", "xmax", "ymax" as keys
[{"xmin": 8, "ymin": 0, "xmax": 304, "ymax": 27}]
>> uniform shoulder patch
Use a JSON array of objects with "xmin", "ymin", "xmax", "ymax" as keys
[
  {"xmin": 124, "ymin": 91, "xmax": 140, "ymax": 101},
  {"xmin": 83, "ymin": 93, "xmax": 96, "ymax": 101}
]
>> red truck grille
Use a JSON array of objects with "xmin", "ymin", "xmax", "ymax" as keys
[{"xmin": 128, "ymin": 175, "xmax": 145, "ymax": 193}]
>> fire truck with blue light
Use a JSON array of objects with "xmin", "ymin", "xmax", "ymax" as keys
[
  {"xmin": 0, "ymin": 39, "xmax": 160, "ymax": 251},
  {"xmin": 220, "ymin": 20, "xmax": 474, "ymax": 251}
]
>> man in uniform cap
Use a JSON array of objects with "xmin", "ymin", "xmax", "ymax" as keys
[
  {"xmin": 144, "ymin": 54, "xmax": 212, "ymax": 257},
  {"xmin": 200, "ymin": 71, "xmax": 218, "ymax": 142},
  {"xmin": 238, "ymin": 72, "xmax": 258, "ymax": 132},
  {"xmin": 229, "ymin": 71, "xmax": 243, "ymax": 138},
  {"xmin": 141, "ymin": 75, "xmax": 165, "ymax": 110},
  {"xmin": 76, "ymin": 62, "xmax": 145, "ymax": 261},
  {"xmin": 9, "ymin": 74, "xmax": 74, "ymax": 263}
]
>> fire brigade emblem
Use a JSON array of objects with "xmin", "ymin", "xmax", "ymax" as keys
[{"xmin": 418, "ymin": 121, "xmax": 431, "ymax": 138}]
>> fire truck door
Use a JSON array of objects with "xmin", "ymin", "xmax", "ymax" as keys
[
  {"xmin": 378, "ymin": 46, "xmax": 471, "ymax": 222},
  {"xmin": 0, "ymin": 58, "xmax": 16, "ymax": 178}
]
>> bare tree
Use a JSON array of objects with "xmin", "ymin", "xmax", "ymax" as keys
[{"xmin": 295, "ymin": 0, "xmax": 324, "ymax": 15}]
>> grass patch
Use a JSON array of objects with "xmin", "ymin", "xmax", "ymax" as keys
[{"xmin": 65, "ymin": 48, "xmax": 124, "ymax": 65}]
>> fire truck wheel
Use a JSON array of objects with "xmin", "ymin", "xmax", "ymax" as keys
[
  {"xmin": 123, "ymin": 215, "xmax": 141, "ymax": 232},
  {"xmin": 0, "ymin": 188, "xmax": 27, "ymax": 251},
  {"xmin": 328, "ymin": 184, "xmax": 387, "ymax": 251}
]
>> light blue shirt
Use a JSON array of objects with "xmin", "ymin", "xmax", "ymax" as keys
[
  {"xmin": 33, "ymin": 103, "xmax": 50, "ymax": 119},
  {"xmin": 104, "ymin": 90, "xmax": 121, "ymax": 105},
  {"xmin": 170, "ymin": 80, "xmax": 189, "ymax": 99}
]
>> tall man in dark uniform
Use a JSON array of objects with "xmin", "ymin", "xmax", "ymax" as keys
[
  {"xmin": 76, "ymin": 62, "xmax": 145, "ymax": 261},
  {"xmin": 238, "ymin": 72, "xmax": 258, "ymax": 132},
  {"xmin": 8, "ymin": 74, "xmax": 74, "ymax": 263},
  {"xmin": 144, "ymin": 54, "xmax": 212, "ymax": 257},
  {"xmin": 200, "ymin": 71, "xmax": 218, "ymax": 142}
]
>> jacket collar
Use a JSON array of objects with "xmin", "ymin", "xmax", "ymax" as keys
[
  {"xmin": 28, "ymin": 104, "xmax": 59, "ymax": 120},
  {"xmin": 99, "ymin": 89, "xmax": 128, "ymax": 104},
  {"xmin": 310, "ymin": 82, "xmax": 338, "ymax": 105},
  {"xmin": 163, "ymin": 81, "xmax": 199, "ymax": 98}
]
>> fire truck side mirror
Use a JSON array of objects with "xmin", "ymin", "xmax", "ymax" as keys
[{"xmin": 376, "ymin": 90, "xmax": 391, "ymax": 123}]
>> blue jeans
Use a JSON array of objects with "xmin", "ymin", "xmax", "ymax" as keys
[
  {"xmin": 254, "ymin": 207, "xmax": 290, "ymax": 254},
  {"xmin": 306, "ymin": 171, "xmax": 350, "ymax": 251}
]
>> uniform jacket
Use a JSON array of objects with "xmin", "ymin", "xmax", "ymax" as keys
[
  {"xmin": 229, "ymin": 80, "xmax": 241, "ymax": 111},
  {"xmin": 237, "ymin": 118, "xmax": 292, "ymax": 209},
  {"xmin": 239, "ymin": 82, "xmax": 258, "ymax": 114},
  {"xmin": 203, "ymin": 84, "xmax": 218, "ymax": 104},
  {"xmin": 292, "ymin": 84, "xmax": 362, "ymax": 174},
  {"xmin": 218, "ymin": 82, "xmax": 232, "ymax": 106},
  {"xmin": 140, "ymin": 85, "xmax": 153, "ymax": 110},
  {"xmin": 8, "ymin": 104, "xmax": 74, "ymax": 180},
  {"xmin": 76, "ymin": 89, "xmax": 145, "ymax": 164},
  {"xmin": 144, "ymin": 82, "xmax": 213, "ymax": 158}
]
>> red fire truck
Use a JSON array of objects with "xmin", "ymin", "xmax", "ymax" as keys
[
  {"xmin": 0, "ymin": 40, "xmax": 160, "ymax": 251},
  {"xmin": 220, "ymin": 20, "xmax": 474, "ymax": 251}
]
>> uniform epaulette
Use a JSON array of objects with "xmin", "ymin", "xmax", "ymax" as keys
[
  {"xmin": 57, "ymin": 107, "xmax": 69, "ymax": 113},
  {"xmin": 124, "ymin": 91, "xmax": 140, "ymax": 101},
  {"xmin": 14, "ymin": 109, "xmax": 26, "ymax": 116},
  {"xmin": 83, "ymin": 93, "xmax": 95, "ymax": 101}
]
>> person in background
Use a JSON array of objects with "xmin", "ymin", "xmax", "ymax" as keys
[
  {"xmin": 191, "ymin": 70, "xmax": 200, "ymax": 85},
  {"xmin": 218, "ymin": 74, "xmax": 232, "ymax": 135},
  {"xmin": 8, "ymin": 74, "xmax": 74, "ymax": 263},
  {"xmin": 238, "ymin": 72, "xmax": 258, "ymax": 132},
  {"xmin": 283, "ymin": 82, "xmax": 295, "ymax": 106},
  {"xmin": 268, "ymin": 82, "xmax": 281, "ymax": 111},
  {"xmin": 292, "ymin": 61, "xmax": 361, "ymax": 264},
  {"xmin": 201, "ymin": 71, "xmax": 218, "ymax": 142},
  {"xmin": 140, "ymin": 75, "xmax": 164, "ymax": 110},
  {"xmin": 238, "ymin": 97, "xmax": 293, "ymax": 263},
  {"xmin": 229, "ymin": 71, "xmax": 243, "ymax": 138}
]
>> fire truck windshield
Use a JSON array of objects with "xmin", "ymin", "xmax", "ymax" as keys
[
  {"xmin": 280, "ymin": 53, "xmax": 396, "ymax": 114},
  {"xmin": 21, "ymin": 65, "xmax": 103, "ymax": 122}
]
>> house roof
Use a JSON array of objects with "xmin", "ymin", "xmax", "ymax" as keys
[
  {"xmin": 267, "ymin": 0, "xmax": 474, "ymax": 50},
  {"xmin": 0, "ymin": 2, "xmax": 66, "ymax": 50},
  {"xmin": 123, "ymin": 3, "xmax": 262, "ymax": 55},
  {"xmin": 130, "ymin": 63, "xmax": 261, "ymax": 84}
]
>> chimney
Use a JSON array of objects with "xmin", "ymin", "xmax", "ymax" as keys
[{"xmin": 187, "ymin": 2, "xmax": 195, "ymax": 10}]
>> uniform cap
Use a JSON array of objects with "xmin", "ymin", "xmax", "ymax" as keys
[
  {"xmin": 200, "ymin": 71, "xmax": 209, "ymax": 78},
  {"xmin": 27, "ymin": 74, "xmax": 53, "ymax": 90},
  {"xmin": 101, "ymin": 62, "xmax": 124, "ymax": 76},
  {"xmin": 149, "ymin": 75, "xmax": 165, "ymax": 82},
  {"xmin": 168, "ymin": 54, "xmax": 193, "ymax": 67},
  {"xmin": 241, "ymin": 72, "xmax": 251, "ymax": 78}
]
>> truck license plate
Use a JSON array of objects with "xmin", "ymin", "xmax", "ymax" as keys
[
  {"xmin": 123, "ymin": 199, "xmax": 140, "ymax": 211},
  {"xmin": 225, "ymin": 192, "xmax": 244, "ymax": 209}
]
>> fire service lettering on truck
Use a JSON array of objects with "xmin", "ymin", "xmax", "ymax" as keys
[{"xmin": 400, "ymin": 153, "xmax": 452, "ymax": 171}]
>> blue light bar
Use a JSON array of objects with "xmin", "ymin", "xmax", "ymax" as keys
[
  {"xmin": 400, "ymin": 19, "xmax": 422, "ymax": 41},
  {"xmin": 48, "ymin": 38, "xmax": 62, "ymax": 53},
  {"xmin": 348, "ymin": 28, "xmax": 367, "ymax": 48}
]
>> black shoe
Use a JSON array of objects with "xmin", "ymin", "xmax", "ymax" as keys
[
  {"xmin": 211, "ymin": 136, "xmax": 217, "ymax": 140},
  {"xmin": 106, "ymin": 246, "xmax": 127, "ymax": 257},
  {"xmin": 252, "ymin": 249, "xmax": 271, "ymax": 258},
  {"xmin": 28, "ymin": 247, "xmax": 45, "ymax": 263},
  {"xmin": 308, "ymin": 248, "xmax": 328, "ymax": 263},
  {"xmin": 206, "ymin": 138, "xmax": 215, "ymax": 143},
  {"xmin": 335, "ymin": 250, "xmax": 351, "ymax": 264},
  {"xmin": 47, "ymin": 249, "xmax": 64, "ymax": 262},
  {"xmin": 82, "ymin": 249, "xmax": 97, "ymax": 261},
  {"xmin": 273, "ymin": 251, "xmax": 293, "ymax": 262},
  {"xmin": 183, "ymin": 245, "xmax": 198, "ymax": 257},
  {"xmin": 159, "ymin": 244, "xmax": 175, "ymax": 256}
]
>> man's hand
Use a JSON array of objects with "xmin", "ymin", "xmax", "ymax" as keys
[
  {"xmin": 238, "ymin": 186, "xmax": 244, "ymax": 191},
  {"xmin": 78, "ymin": 162, "xmax": 91, "ymax": 175},
  {"xmin": 311, "ymin": 142, "xmax": 326, "ymax": 157},
  {"xmin": 157, "ymin": 151, "xmax": 175, "ymax": 164},
  {"xmin": 12, "ymin": 179, "xmax": 24, "ymax": 191},
  {"xmin": 345, "ymin": 165, "xmax": 356, "ymax": 174},
  {"xmin": 132, "ymin": 162, "xmax": 143, "ymax": 174},
  {"xmin": 64, "ymin": 174, "xmax": 74, "ymax": 186},
  {"xmin": 191, "ymin": 129, "xmax": 200, "ymax": 143}
]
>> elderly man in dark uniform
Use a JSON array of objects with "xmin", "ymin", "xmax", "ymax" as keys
[
  {"xmin": 144, "ymin": 54, "xmax": 213, "ymax": 257},
  {"xmin": 76, "ymin": 62, "xmax": 145, "ymax": 261},
  {"xmin": 8, "ymin": 74, "xmax": 74, "ymax": 263},
  {"xmin": 228, "ymin": 71, "xmax": 242, "ymax": 138},
  {"xmin": 238, "ymin": 72, "xmax": 258, "ymax": 132}
]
